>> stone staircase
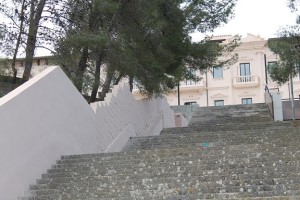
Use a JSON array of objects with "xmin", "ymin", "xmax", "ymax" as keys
[{"xmin": 19, "ymin": 103, "xmax": 300, "ymax": 199}]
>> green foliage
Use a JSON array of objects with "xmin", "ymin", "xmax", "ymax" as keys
[
  {"xmin": 182, "ymin": 0, "xmax": 237, "ymax": 33},
  {"xmin": 0, "ymin": 0, "xmax": 238, "ymax": 97},
  {"xmin": 288, "ymin": 0, "xmax": 300, "ymax": 11},
  {"xmin": 268, "ymin": 37, "xmax": 300, "ymax": 85},
  {"xmin": 184, "ymin": 35, "xmax": 239, "ymax": 77},
  {"xmin": 267, "ymin": 0, "xmax": 300, "ymax": 85},
  {"xmin": 52, "ymin": 0, "xmax": 239, "ymax": 97},
  {"xmin": 0, "ymin": 59, "xmax": 13, "ymax": 81}
]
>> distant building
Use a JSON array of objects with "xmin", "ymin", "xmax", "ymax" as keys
[
  {"xmin": 0, "ymin": 56, "xmax": 50, "ymax": 97},
  {"xmin": 13, "ymin": 56, "xmax": 50, "ymax": 78},
  {"xmin": 138, "ymin": 33, "xmax": 299, "ymax": 106}
]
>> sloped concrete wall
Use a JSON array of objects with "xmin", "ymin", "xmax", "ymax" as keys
[
  {"xmin": 0, "ymin": 67, "xmax": 102, "ymax": 200},
  {"xmin": 91, "ymin": 83, "xmax": 175, "ymax": 152},
  {"xmin": 0, "ymin": 66, "xmax": 175, "ymax": 200}
]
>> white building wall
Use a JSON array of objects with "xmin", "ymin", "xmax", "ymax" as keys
[{"xmin": 163, "ymin": 33, "xmax": 298, "ymax": 107}]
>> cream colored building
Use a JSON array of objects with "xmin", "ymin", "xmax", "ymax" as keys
[
  {"xmin": 13, "ymin": 56, "xmax": 50, "ymax": 78},
  {"xmin": 159, "ymin": 33, "xmax": 300, "ymax": 106}
]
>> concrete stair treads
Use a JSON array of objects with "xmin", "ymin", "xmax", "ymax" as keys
[{"xmin": 19, "ymin": 104, "xmax": 300, "ymax": 200}]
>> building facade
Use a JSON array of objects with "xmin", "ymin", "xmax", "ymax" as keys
[
  {"xmin": 13, "ymin": 56, "xmax": 50, "ymax": 78},
  {"xmin": 160, "ymin": 33, "xmax": 300, "ymax": 106}
]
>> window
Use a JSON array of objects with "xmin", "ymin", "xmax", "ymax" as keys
[
  {"xmin": 267, "ymin": 61, "xmax": 277, "ymax": 82},
  {"xmin": 184, "ymin": 101, "xmax": 197, "ymax": 105},
  {"xmin": 214, "ymin": 100, "xmax": 224, "ymax": 107},
  {"xmin": 242, "ymin": 98, "xmax": 252, "ymax": 105},
  {"xmin": 267, "ymin": 62, "xmax": 276, "ymax": 74},
  {"xmin": 213, "ymin": 66, "xmax": 223, "ymax": 78},
  {"xmin": 240, "ymin": 63, "xmax": 251, "ymax": 76},
  {"xmin": 185, "ymin": 67, "xmax": 196, "ymax": 85}
]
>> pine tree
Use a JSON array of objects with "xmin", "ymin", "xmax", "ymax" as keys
[
  {"xmin": 267, "ymin": 0, "xmax": 300, "ymax": 84},
  {"xmin": 54, "ymin": 0, "xmax": 239, "ymax": 102}
]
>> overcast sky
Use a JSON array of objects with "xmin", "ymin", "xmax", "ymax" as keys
[
  {"xmin": 191, "ymin": 0, "xmax": 298, "ymax": 41},
  {"xmin": 1, "ymin": 0, "xmax": 298, "ymax": 57}
]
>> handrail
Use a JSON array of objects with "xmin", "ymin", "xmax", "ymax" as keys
[{"xmin": 264, "ymin": 85, "xmax": 274, "ymax": 119}]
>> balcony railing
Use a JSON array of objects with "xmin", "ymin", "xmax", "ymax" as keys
[
  {"xmin": 232, "ymin": 76, "xmax": 259, "ymax": 88},
  {"xmin": 132, "ymin": 80, "xmax": 205, "ymax": 92},
  {"xmin": 181, "ymin": 80, "xmax": 200, "ymax": 86},
  {"xmin": 179, "ymin": 80, "xmax": 205, "ymax": 91}
]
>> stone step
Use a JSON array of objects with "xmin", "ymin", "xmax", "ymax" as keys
[
  {"xmin": 123, "ymin": 128, "xmax": 300, "ymax": 151},
  {"xmin": 36, "ymin": 159, "xmax": 300, "ymax": 187},
  {"xmin": 162, "ymin": 126, "xmax": 293, "ymax": 136},
  {"xmin": 18, "ymin": 195, "xmax": 300, "ymax": 200},
  {"xmin": 54, "ymin": 149, "xmax": 300, "ymax": 172},
  {"xmin": 43, "ymin": 161, "xmax": 300, "ymax": 182},
  {"xmin": 29, "ymin": 176, "xmax": 300, "ymax": 193},
  {"xmin": 18, "ymin": 193, "xmax": 300, "ymax": 200},
  {"xmin": 191, "ymin": 108, "xmax": 271, "ymax": 117},
  {"xmin": 35, "ymin": 169, "xmax": 300, "ymax": 189},
  {"xmin": 51, "ymin": 159, "xmax": 300, "ymax": 175},
  {"xmin": 56, "ymin": 144, "xmax": 300, "ymax": 167},
  {"xmin": 188, "ymin": 104, "xmax": 273, "ymax": 124},
  {"xmin": 191, "ymin": 103, "xmax": 268, "ymax": 112},
  {"xmin": 123, "ymin": 138, "xmax": 300, "ymax": 151},
  {"xmin": 27, "ymin": 172, "xmax": 300, "ymax": 191},
  {"xmin": 51, "ymin": 154, "xmax": 300, "ymax": 177},
  {"xmin": 28, "ymin": 180, "xmax": 300, "ymax": 196},
  {"xmin": 18, "ymin": 195, "xmax": 59, "ymax": 200},
  {"xmin": 24, "ymin": 184, "xmax": 300, "ymax": 199},
  {"xmin": 130, "ymin": 127, "xmax": 298, "ymax": 141},
  {"xmin": 39, "ymin": 162, "xmax": 300, "ymax": 181},
  {"xmin": 162, "ymin": 121, "xmax": 293, "ymax": 134},
  {"xmin": 189, "ymin": 115, "xmax": 273, "ymax": 125}
]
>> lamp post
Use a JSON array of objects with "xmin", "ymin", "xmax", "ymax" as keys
[
  {"xmin": 177, "ymin": 82, "xmax": 180, "ymax": 105},
  {"xmin": 289, "ymin": 74, "xmax": 296, "ymax": 121}
]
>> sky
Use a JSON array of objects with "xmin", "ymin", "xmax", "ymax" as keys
[{"xmin": 191, "ymin": 0, "xmax": 298, "ymax": 41}]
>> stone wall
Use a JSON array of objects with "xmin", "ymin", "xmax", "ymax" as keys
[{"xmin": 0, "ymin": 66, "xmax": 175, "ymax": 200}]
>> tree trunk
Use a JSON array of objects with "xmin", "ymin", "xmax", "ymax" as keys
[
  {"xmin": 22, "ymin": 0, "xmax": 47, "ymax": 82},
  {"xmin": 73, "ymin": 0, "xmax": 101, "ymax": 92},
  {"xmin": 74, "ymin": 46, "xmax": 89, "ymax": 92},
  {"xmin": 98, "ymin": 66, "xmax": 114, "ymax": 101},
  {"xmin": 12, "ymin": 0, "xmax": 26, "ymax": 84},
  {"xmin": 129, "ymin": 75, "xmax": 133, "ymax": 92},
  {"xmin": 89, "ymin": 52, "xmax": 104, "ymax": 103}
]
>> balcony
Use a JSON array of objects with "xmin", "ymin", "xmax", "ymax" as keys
[
  {"xmin": 179, "ymin": 80, "xmax": 205, "ymax": 92},
  {"xmin": 232, "ymin": 76, "xmax": 260, "ymax": 88},
  {"xmin": 132, "ymin": 80, "xmax": 205, "ymax": 93}
]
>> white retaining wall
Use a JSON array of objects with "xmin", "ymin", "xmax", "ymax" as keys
[
  {"xmin": 91, "ymin": 83, "xmax": 175, "ymax": 152},
  {"xmin": 0, "ymin": 66, "xmax": 175, "ymax": 200}
]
